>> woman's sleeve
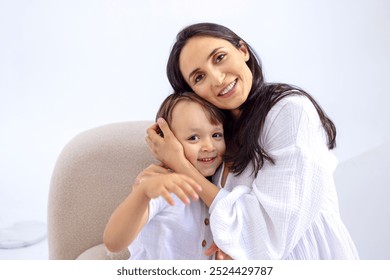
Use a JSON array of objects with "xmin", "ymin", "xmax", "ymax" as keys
[{"xmin": 209, "ymin": 95, "xmax": 337, "ymax": 259}]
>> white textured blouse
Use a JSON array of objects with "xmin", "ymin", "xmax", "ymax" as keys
[
  {"xmin": 210, "ymin": 94, "xmax": 359, "ymax": 259},
  {"xmin": 128, "ymin": 194, "xmax": 213, "ymax": 259}
]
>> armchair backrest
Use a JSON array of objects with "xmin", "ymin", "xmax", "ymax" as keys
[{"xmin": 48, "ymin": 121, "xmax": 155, "ymax": 259}]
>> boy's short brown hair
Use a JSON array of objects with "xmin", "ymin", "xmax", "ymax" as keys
[{"xmin": 156, "ymin": 91, "xmax": 226, "ymax": 127}]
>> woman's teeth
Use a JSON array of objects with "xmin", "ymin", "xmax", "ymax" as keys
[{"xmin": 220, "ymin": 79, "xmax": 237, "ymax": 96}]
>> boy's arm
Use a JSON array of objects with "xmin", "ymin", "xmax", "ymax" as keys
[
  {"xmin": 103, "ymin": 185, "xmax": 150, "ymax": 253},
  {"xmin": 103, "ymin": 164, "xmax": 201, "ymax": 253}
]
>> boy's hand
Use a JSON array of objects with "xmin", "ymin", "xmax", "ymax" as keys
[
  {"xmin": 135, "ymin": 164, "xmax": 201, "ymax": 206},
  {"xmin": 134, "ymin": 163, "xmax": 170, "ymax": 186}
]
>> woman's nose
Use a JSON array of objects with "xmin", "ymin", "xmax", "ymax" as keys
[{"xmin": 210, "ymin": 69, "xmax": 225, "ymax": 86}]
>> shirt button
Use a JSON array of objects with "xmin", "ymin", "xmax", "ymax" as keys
[
  {"xmin": 204, "ymin": 218, "xmax": 209, "ymax": 226},
  {"xmin": 202, "ymin": 240, "xmax": 207, "ymax": 247}
]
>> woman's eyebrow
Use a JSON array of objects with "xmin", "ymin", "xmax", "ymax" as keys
[{"xmin": 188, "ymin": 47, "xmax": 224, "ymax": 81}]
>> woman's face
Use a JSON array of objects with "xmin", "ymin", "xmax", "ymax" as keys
[
  {"xmin": 179, "ymin": 36, "xmax": 253, "ymax": 117},
  {"xmin": 170, "ymin": 101, "xmax": 225, "ymax": 177}
]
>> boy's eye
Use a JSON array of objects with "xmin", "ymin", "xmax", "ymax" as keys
[
  {"xmin": 188, "ymin": 135, "xmax": 200, "ymax": 141},
  {"xmin": 213, "ymin": 132, "xmax": 224, "ymax": 138}
]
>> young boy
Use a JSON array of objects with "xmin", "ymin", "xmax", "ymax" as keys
[{"xmin": 103, "ymin": 92, "xmax": 226, "ymax": 259}]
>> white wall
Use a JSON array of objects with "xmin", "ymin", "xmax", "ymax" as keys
[{"xmin": 0, "ymin": 0, "xmax": 389, "ymax": 258}]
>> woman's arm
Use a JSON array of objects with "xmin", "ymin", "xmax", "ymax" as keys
[
  {"xmin": 146, "ymin": 118, "xmax": 220, "ymax": 207},
  {"xmin": 103, "ymin": 164, "xmax": 201, "ymax": 253},
  {"xmin": 209, "ymin": 96, "xmax": 336, "ymax": 259}
]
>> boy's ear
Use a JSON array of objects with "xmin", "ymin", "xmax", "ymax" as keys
[{"xmin": 238, "ymin": 40, "xmax": 250, "ymax": 62}]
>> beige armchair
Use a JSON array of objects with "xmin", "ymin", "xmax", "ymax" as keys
[
  {"xmin": 48, "ymin": 117, "xmax": 390, "ymax": 260},
  {"xmin": 48, "ymin": 121, "xmax": 155, "ymax": 259}
]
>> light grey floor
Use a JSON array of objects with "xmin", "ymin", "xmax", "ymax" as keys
[
  {"xmin": 0, "ymin": 239, "xmax": 48, "ymax": 260},
  {"xmin": 0, "ymin": 220, "xmax": 48, "ymax": 260}
]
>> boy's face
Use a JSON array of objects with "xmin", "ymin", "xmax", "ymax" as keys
[{"xmin": 171, "ymin": 101, "xmax": 225, "ymax": 177}]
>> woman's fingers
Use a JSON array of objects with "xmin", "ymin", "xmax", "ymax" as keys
[
  {"xmin": 215, "ymin": 251, "xmax": 227, "ymax": 260},
  {"xmin": 205, "ymin": 242, "xmax": 219, "ymax": 256},
  {"xmin": 146, "ymin": 123, "xmax": 160, "ymax": 141},
  {"xmin": 214, "ymin": 251, "xmax": 232, "ymax": 260},
  {"xmin": 156, "ymin": 118, "xmax": 174, "ymax": 138},
  {"xmin": 205, "ymin": 243, "xmax": 233, "ymax": 259},
  {"xmin": 146, "ymin": 119, "xmax": 173, "ymax": 143},
  {"xmin": 146, "ymin": 119, "xmax": 187, "ymax": 171}
]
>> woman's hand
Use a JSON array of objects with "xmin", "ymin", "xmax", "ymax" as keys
[
  {"xmin": 146, "ymin": 118, "xmax": 187, "ymax": 171},
  {"xmin": 205, "ymin": 242, "xmax": 233, "ymax": 260},
  {"xmin": 135, "ymin": 164, "xmax": 201, "ymax": 206}
]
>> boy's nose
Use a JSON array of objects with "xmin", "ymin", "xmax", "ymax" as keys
[{"xmin": 202, "ymin": 139, "xmax": 215, "ymax": 152}]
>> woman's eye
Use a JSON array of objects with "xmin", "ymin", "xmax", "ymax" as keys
[
  {"xmin": 215, "ymin": 53, "xmax": 226, "ymax": 63},
  {"xmin": 194, "ymin": 74, "xmax": 204, "ymax": 84}
]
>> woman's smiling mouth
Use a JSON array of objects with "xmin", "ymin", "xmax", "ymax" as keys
[{"xmin": 218, "ymin": 79, "xmax": 237, "ymax": 96}]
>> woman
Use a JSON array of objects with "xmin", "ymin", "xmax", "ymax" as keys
[{"xmin": 146, "ymin": 23, "xmax": 359, "ymax": 259}]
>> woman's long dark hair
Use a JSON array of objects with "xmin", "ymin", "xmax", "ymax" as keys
[{"xmin": 167, "ymin": 23, "xmax": 336, "ymax": 176}]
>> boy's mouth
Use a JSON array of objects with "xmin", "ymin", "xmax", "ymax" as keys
[{"xmin": 198, "ymin": 157, "xmax": 216, "ymax": 163}]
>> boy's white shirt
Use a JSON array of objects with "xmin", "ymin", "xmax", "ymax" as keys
[{"xmin": 128, "ymin": 192, "xmax": 213, "ymax": 260}]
